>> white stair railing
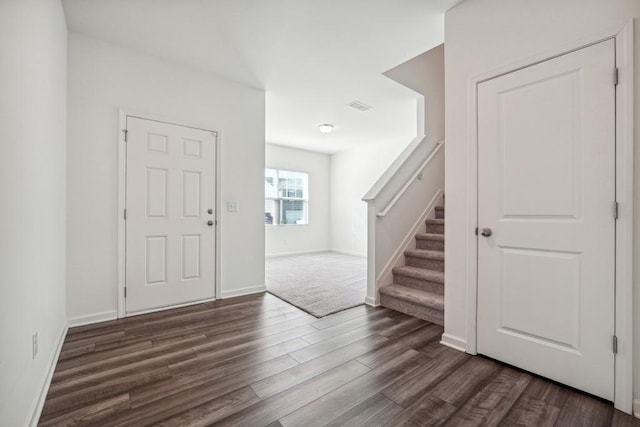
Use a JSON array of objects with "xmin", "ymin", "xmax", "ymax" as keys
[{"xmin": 362, "ymin": 138, "xmax": 445, "ymax": 306}]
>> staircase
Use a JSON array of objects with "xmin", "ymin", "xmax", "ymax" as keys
[{"xmin": 379, "ymin": 205, "xmax": 445, "ymax": 325}]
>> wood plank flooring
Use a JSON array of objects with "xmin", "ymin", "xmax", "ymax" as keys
[{"xmin": 40, "ymin": 293, "xmax": 639, "ymax": 426}]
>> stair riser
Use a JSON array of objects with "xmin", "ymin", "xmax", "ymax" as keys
[
  {"xmin": 435, "ymin": 211, "xmax": 445, "ymax": 220},
  {"xmin": 416, "ymin": 239, "xmax": 444, "ymax": 251},
  {"xmin": 425, "ymin": 223, "xmax": 444, "ymax": 234},
  {"xmin": 393, "ymin": 275, "xmax": 444, "ymax": 295},
  {"xmin": 380, "ymin": 295, "xmax": 444, "ymax": 326},
  {"xmin": 406, "ymin": 256, "xmax": 444, "ymax": 272}
]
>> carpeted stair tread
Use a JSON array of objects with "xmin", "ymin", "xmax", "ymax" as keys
[
  {"xmin": 415, "ymin": 232, "xmax": 444, "ymax": 251},
  {"xmin": 404, "ymin": 248, "xmax": 445, "ymax": 260},
  {"xmin": 379, "ymin": 284, "xmax": 444, "ymax": 311},
  {"xmin": 392, "ymin": 265, "xmax": 444, "ymax": 284},
  {"xmin": 415, "ymin": 233, "xmax": 444, "ymax": 241},
  {"xmin": 380, "ymin": 201, "xmax": 445, "ymax": 324},
  {"xmin": 425, "ymin": 218, "xmax": 445, "ymax": 234}
]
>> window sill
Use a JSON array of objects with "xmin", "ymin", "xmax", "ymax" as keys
[{"xmin": 265, "ymin": 224, "xmax": 309, "ymax": 228}]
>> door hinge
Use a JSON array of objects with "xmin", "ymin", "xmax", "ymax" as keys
[
  {"xmin": 613, "ymin": 68, "xmax": 619, "ymax": 86},
  {"xmin": 124, "ymin": 287, "xmax": 127, "ymax": 298},
  {"xmin": 123, "ymin": 129, "xmax": 128, "ymax": 142},
  {"xmin": 613, "ymin": 201, "xmax": 619, "ymax": 220},
  {"xmin": 124, "ymin": 209, "xmax": 127, "ymax": 220},
  {"xmin": 613, "ymin": 335, "xmax": 618, "ymax": 354},
  {"xmin": 475, "ymin": 227, "xmax": 478, "ymax": 236}
]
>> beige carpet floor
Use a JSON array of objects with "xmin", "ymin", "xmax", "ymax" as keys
[{"xmin": 265, "ymin": 251, "xmax": 367, "ymax": 318}]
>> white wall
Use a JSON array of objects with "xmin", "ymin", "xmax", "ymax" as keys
[
  {"xmin": 444, "ymin": 0, "xmax": 640, "ymax": 408},
  {"xmin": 355, "ymin": 43, "xmax": 446, "ymax": 304},
  {"xmin": 0, "ymin": 0, "xmax": 68, "ymax": 424},
  {"xmin": 384, "ymin": 44, "xmax": 445, "ymax": 142},
  {"xmin": 370, "ymin": 43, "xmax": 446, "ymax": 210},
  {"xmin": 265, "ymin": 144, "xmax": 330, "ymax": 256},
  {"xmin": 67, "ymin": 33, "xmax": 266, "ymax": 322},
  {"xmin": 332, "ymin": 44, "xmax": 445, "ymax": 259},
  {"xmin": 330, "ymin": 139, "xmax": 408, "ymax": 257}
]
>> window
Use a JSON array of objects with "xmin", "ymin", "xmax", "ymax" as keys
[{"xmin": 265, "ymin": 169, "xmax": 308, "ymax": 225}]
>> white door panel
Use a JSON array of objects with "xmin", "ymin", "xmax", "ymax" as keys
[
  {"xmin": 477, "ymin": 39, "xmax": 615, "ymax": 399},
  {"xmin": 126, "ymin": 117, "xmax": 216, "ymax": 313}
]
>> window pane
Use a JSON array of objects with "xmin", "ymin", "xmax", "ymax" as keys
[
  {"xmin": 265, "ymin": 198, "xmax": 277, "ymax": 225},
  {"xmin": 265, "ymin": 168, "xmax": 278, "ymax": 199},
  {"xmin": 264, "ymin": 169, "xmax": 308, "ymax": 225},
  {"xmin": 281, "ymin": 199, "xmax": 307, "ymax": 225}
]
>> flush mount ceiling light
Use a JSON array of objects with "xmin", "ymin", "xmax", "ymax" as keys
[{"xmin": 318, "ymin": 124, "xmax": 334, "ymax": 134}]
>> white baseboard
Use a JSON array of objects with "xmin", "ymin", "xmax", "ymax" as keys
[
  {"xmin": 440, "ymin": 333, "xmax": 467, "ymax": 353},
  {"xmin": 634, "ymin": 399, "xmax": 640, "ymax": 418},
  {"xmin": 330, "ymin": 249, "xmax": 367, "ymax": 258},
  {"xmin": 29, "ymin": 323, "xmax": 68, "ymax": 426},
  {"xmin": 376, "ymin": 189, "xmax": 444, "ymax": 288},
  {"xmin": 265, "ymin": 249, "xmax": 330, "ymax": 258},
  {"xmin": 67, "ymin": 310, "xmax": 118, "ymax": 328},
  {"xmin": 365, "ymin": 296, "xmax": 379, "ymax": 307},
  {"xmin": 124, "ymin": 297, "xmax": 217, "ymax": 318},
  {"xmin": 221, "ymin": 284, "xmax": 267, "ymax": 299}
]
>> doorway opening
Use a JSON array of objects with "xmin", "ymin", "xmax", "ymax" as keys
[{"xmin": 263, "ymin": 147, "xmax": 367, "ymax": 317}]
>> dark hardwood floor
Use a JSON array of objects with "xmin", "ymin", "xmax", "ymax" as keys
[{"xmin": 40, "ymin": 293, "xmax": 638, "ymax": 426}]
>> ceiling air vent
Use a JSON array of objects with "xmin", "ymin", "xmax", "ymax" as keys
[{"xmin": 347, "ymin": 101, "xmax": 373, "ymax": 112}]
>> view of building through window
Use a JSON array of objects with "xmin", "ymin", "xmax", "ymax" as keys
[{"xmin": 265, "ymin": 169, "xmax": 309, "ymax": 225}]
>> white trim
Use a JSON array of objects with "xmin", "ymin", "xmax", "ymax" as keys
[
  {"xmin": 366, "ymin": 203, "xmax": 377, "ymax": 305},
  {"xmin": 331, "ymin": 249, "xmax": 367, "ymax": 258},
  {"xmin": 633, "ymin": 399, "xmax": 640, "ymax": 419},
  {"xmin": 376, "ymin": 142, "xmax": 444, "ymax": 217},
  {"xmin": 117, "ymin": 109, "xmax": 222, "ymax": 319},
  {"xmin": 221, "ymin": 284, "xmax": 267, "ymax": 299},
  {"xmin": 68, "ymin": 311, "xmax": 117, "ymax": 328},
  {"xmin": 376, "ymin": 189, "xmax": 444, "ymax": 288},
  {"xmin": 464, "ymin": 67, "xmax": 479, "ymax": 356},
  {"xmin": 124, "ymin": 297, "xmax": 217, "ymax": 318},
  {"xmin": 466, "ymin": 21, "xmax": 632, "ymax": 85},
  {"xmin": 440, "ymin": 333, "xmax": 467, "ymax": 353},
  {"xmin": 613, "ymin": 20, "xmax": 634, "ymax": 415},
  {"xmin": 265, "ymin": 249, "xmax": 331, "ymax": 259},
  {"xmin": 214, "ymin": 128, "xmax": 223, "ymax": 306},
  {"xmin": 117, "ymin": 111, "xmax": 127, "ymax": 318},
  {"xmin": 364, "ymin": 296, "xmax": 379, "ymax": 307},
  {"xmin": 265, "ymin": 224, "xmax": 310, "ymax": 228},
  {"xmin": 465, "ymin": 20, "xmax": 634, "ymax": 414},
  {"xmin": 362, "ymin": 135, "xmax": 426, "ymax": 202},
  {"xmin": 28, "ymin": 323, "xmax": 67, "ymax": 426}
]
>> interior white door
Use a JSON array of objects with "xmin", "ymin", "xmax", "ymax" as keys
[
  {"xmin": 126, "ymin": 116, "xmax": 216, "ymax": 314},
  {"xmin": 477, "ymin": 39, "xmax": 615, "ymax": 399}
]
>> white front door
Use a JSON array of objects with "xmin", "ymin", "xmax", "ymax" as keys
[
  {"xmin": 125, "ymin": 116, "xmax": 217, "ymax": 314},
  {"xmin": 477, "ymin": 39, "xmax": 615, "ymax": 399}
]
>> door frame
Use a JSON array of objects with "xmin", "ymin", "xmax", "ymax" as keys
[
  {"xmin": 117, "ymin": 109, "xmax": 223, "ymax": 318},
  {"xmin": 464, "ymin": 21, "xmax": 634, "ymax": 413}
]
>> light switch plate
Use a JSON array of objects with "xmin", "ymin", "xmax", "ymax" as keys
[{"xmin": 227, "ymin": 200, "xmax": 240, "ymax": 212}]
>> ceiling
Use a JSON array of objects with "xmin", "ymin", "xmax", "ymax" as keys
[{"xmin": 62, "ymin": 0, "xmax": 457, "ymax": 154}]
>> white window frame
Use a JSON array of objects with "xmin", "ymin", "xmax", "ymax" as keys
[{"xmin": 265, "ymin": 168, "xmax": 309, "ymax": 226}]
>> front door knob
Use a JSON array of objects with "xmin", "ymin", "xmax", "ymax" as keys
[{"xmin": 480, "ymin": 227, "xmax": 492, "ymax": 237}]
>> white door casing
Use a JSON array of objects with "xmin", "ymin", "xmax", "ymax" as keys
[
  {"xmin": 476, "ymin": 39, "xmax": 615, "ymax": 399},
  {"xmin": 125, "ymin": 116, "xmax": 217, "ymax": 314}
]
